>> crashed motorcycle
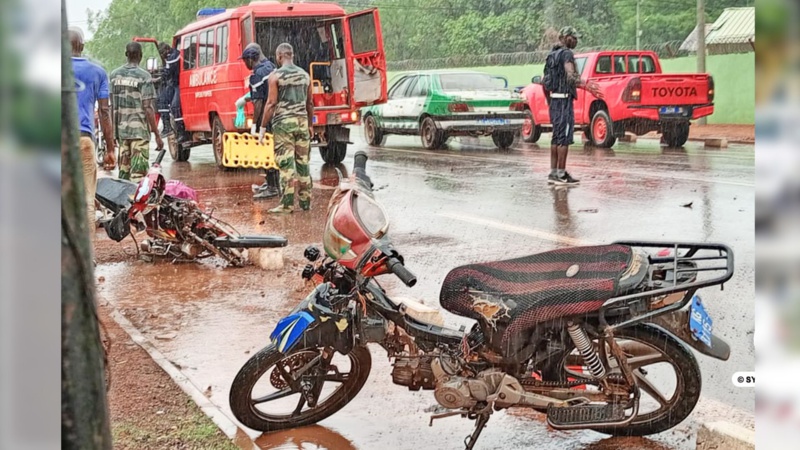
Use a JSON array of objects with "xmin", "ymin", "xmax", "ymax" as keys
[
  {"xmin": 229, "ymin": 151, "xmax": 733, "ymax": 449},
  {"xmin": 96, "ymin": 149, "xmax": 287, "ymax": 267}
]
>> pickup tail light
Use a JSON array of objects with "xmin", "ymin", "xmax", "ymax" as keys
[
  {"xmin": 448, "ymin": 103, "xmax": 472, "ymax": 113},
  {"xmin": 509, "ymin": 102, "xmax": 526, "ymax": 111},
  {"xmin": 622, "ymin": 77, "xmax": 642, "ymax": 103},
  {"xmin": 707, "ymin": 76, "xmax": 715, "ymax": 102}
]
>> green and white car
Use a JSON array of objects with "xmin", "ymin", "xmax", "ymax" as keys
[{"xmin": 360, "ymin": 70, "xmax": 527, "ymax": 150}]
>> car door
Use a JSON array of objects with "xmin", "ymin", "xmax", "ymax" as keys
[
  {"xmin": 405, "ymin": 75, "xmax": 430, "ymax": 132},
  {"xmin": 382, "ymin": 76, "xmax": 414, "ymax": 131}
]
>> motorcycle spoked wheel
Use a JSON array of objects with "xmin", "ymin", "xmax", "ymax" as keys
[
  {"xmin": 229, "ymin": 345, "xmax": 372, "ymax": 433},
  {"xmin": 198, "ymin": 213, "xmax": 247, "ymax": 266},
  {"xmin": 546, "ymin": 324, "xmax": 701, "ymax": 436}
]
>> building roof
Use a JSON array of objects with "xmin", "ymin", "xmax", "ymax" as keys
[
  {"xmin": 679, "ymin": 23, "xmax": 713, "ymax": 52},
  {"xmin": 706, "ymin": 7, "xmax": 755, "ymax": 45}
]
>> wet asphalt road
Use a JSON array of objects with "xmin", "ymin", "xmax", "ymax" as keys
[{"xmin": 95, "ymin": 128, "xmax": 754, "ymax": 450}]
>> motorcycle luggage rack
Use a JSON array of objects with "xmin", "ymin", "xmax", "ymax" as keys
[{"xmin": 599, "ymin": 241, "xmax": 734, "ymax": 331}]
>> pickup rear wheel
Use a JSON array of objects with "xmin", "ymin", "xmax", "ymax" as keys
[
  {"xmin": 420, "ymin": 117, "xmax": 445, "ymax": 150},
  {"xmin": 590, "ymin": 109, "xmax": 617, "ymax": 148},
  {"xmin": 521, "ymin": 110, "xmax": 542, "ymax": 143},
  {"xmin": 662, "ymin": 122, "xmax": 690, "ymax": 148}
]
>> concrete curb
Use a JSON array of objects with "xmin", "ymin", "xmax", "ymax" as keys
[
  {"xmin": 696, "ymin": 421, "xmax": 755, "ymax": 450},
  {"xmin": 105, "ymin": 303, "xmax": 260, "ymax": 450}
]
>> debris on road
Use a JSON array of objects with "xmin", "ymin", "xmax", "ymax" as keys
[
  {"xmin": 578, "ymin": 208, "xmax": 598, "ymax": 213},
  {"xmin": 681, "ymin": 202, "xmax": 694, "ymax": 208}
]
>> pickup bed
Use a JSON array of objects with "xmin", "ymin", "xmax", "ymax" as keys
[{"xmin": 520, "ymin": 51, "xmax": 714, "ymax": 148}]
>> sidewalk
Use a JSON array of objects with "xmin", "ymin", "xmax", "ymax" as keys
[{"xmin": 643, "ymin": 124, "xmax": 754, "ymax": 145}]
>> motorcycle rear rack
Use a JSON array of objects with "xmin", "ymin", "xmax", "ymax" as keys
[{"xmin": 599, "ymin": 241, "xmax": 734, "ymax": 331}]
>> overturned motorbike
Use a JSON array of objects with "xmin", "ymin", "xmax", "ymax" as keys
[
  {"xmin": 96, "ymin": 149, "xmax": 287, "ymax": 267},
  {"xmin": 229, "ymin": 151, "xmax": 733, "ymax": 449}
]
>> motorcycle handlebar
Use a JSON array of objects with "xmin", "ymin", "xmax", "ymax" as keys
[
  {"xmin": 386, "ymin": 256, "xmax": 417, "ymax": 287},
  {"xmin": 154, "ymin": 148, "xmax": 167, "ymax": 165}
]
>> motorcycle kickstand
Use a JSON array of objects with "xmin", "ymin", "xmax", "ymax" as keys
[{"xmin": 464, "ymin": 412, "xmax": 491, "ymax": 450}]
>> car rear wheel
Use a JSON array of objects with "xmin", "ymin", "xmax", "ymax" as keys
[
  {"xmin": 364, "ymin": 115, "xmax": 386, "ymax": 147},
  {"xmin": 661, "ymin": 121, "xmax": 690, "ymax": 148},
  {"xmin": 521, "ymin": 110, "xmax": 542, "ymax": 143},
  {"xmin": 492, "ymin": 131, "xmax": 515, "ymax": 150},
  {"xmin": 420, "ymin": 117, "xmax": 445, "ymax": 150},
  {"xmin": 590, "ymin": 109, "xmax": 617, "ymax": 148}
]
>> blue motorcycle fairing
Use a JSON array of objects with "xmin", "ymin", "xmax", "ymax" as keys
[{"xmin": 270, "ymin": 311, "xmax": 315, "ymax": 353}]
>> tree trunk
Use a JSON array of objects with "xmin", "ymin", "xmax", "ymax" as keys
[{"xmin": 61, "ymin": 0, "xmax": 113, "ymax": 448}]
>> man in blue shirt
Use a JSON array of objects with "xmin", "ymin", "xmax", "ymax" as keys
[
  {"xmin": 70, "ymin": 27, "xmax": 115, "ymax": 230},
  {"xmin": 158, "ymin": 42, "xmax": 184, "ymax": 142},
  {"xmin": 241, "ymin": 44, "xmax": 280, "ymax": 199}
]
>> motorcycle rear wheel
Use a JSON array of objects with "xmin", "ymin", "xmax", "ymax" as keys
[
  {"xmin": 229, "ymin": 344, "xmax": 371, "ymax": 432},
  {"xmin": 549, "ymin": 324, "xmax": 701, "ymax": 436}
]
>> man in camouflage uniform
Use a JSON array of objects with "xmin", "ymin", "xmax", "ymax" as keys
[
  {"xmin": 110, "ymin": 42, "xmax": 163, "ymax": 181},
  {"xmin": 259, "ymin": 43, "xmax": 315, "ymax": 214}
]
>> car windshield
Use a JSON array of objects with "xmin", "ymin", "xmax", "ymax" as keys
[{"xmin": 439, "ymin": 73, "xmax": 504, "ymax": 91}]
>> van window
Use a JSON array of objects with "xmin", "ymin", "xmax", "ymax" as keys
[
  {"xmin": 241, "ymin": 16, "xmax": 253, "ymax": 47},
  {"xmin": 330, "ymin": 21, "xmax": 344, "ymax": 59},
  {"xmin": 642, "ymin": 55, "xmax": 656, "ymax": 73},
  {"xmin": 216, "ymin": 25, "xmax": 228, "ymax": 64},
  {"xmin": 628, "ymin": 55, "xmax": 640, "ymax": 73},
  {"xmin": 595, "ymin": 56, "xmax": 612, "ymax": 74},
  {"xmin": 199, "ymin": 29, "xmax": 214, "ymax": 67},
  {"xmin": 349, "ymin": 13, "xmax": 377, "ymax": 54},
  {"xmin": 183, "ymin": 34, "xmax": 197, "ymax": 70}
]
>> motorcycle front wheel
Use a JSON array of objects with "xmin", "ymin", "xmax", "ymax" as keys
[{"xmin": 229, "ymin": 344, "xmax": 371, "ymax": 432}]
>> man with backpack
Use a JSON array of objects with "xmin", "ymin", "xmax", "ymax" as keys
[{"xmin": 542, "ymin": 27, "xmax": 602, "ymax": 186}]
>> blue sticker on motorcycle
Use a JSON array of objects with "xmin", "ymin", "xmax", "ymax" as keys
[
  {"xmin": 270, "ymin": 311, "xmax": 315, "ymax": 353},
  {"xmin": 689, "ymin": 295, "xmax": 713, "ymax": 348}
]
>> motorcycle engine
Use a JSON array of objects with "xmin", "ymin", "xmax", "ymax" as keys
[{"xmin": 391, "ymin": 356, "xmax": 436, "ymax": 391}]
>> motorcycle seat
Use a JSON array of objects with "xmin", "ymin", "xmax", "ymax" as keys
[
  {"xmin": 96, "ymin": 177, "xmax": 138, "ymax": 213},
  {"xmin": 439, "ymin": 244, "xmax": 634, "ymax": 345}
]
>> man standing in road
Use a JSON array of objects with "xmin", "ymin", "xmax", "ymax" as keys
[
  {"xmin": 543, "ymin": 26, "xmax": 602, "ymax": 186},
  {"xmin": 69, "ymin": 27, "xmax": 116, "ymax": 229},
  {"xmin": 259, "ymin": 43, "xmax": 314, "ymax": 214},
  {"xmin": 110, "ymin": 42, "xmax": 163, "ymax": 181},
  {"xmin": 156, "ymin": 42, "xmax": 179, "ymax": 138},
  {"xmin": 240, "ymin": 43, "xmax": 281, "ymax": 200}
]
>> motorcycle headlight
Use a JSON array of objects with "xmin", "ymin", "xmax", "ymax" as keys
[
  {"xmin": 322, "ymin": 203, "xmax": 357, "ymax": 261},
  {"xmin": 353, "ymin": 192, "xmax": 389, "ymax": 238}
]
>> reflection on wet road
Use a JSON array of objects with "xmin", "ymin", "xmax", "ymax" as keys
[{"xmin": 96, "ymin": 129, "xmax": 754, "ymax": 450}]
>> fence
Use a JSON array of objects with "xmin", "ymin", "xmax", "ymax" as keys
[{"xmin": 386, "ymin": 38, "xmax": 753, "ymax": 72}]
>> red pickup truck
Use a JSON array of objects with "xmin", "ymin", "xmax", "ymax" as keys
[{"xmin": 519, "ymin": 50, "xmax": 714, "ymax": 148}]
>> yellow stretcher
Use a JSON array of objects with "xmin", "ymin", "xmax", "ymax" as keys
[{"xmin": 221, "ymin": 132, "xmax": 279, "ymax": 170}]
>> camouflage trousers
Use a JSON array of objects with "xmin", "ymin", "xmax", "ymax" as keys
[
  {"xmin": 273, "ymin": 117, "xmax": 312, "ymax": 210},
  {"xmin": 119, "ymin": 139, "xmax": 150, "ymax": 181}
]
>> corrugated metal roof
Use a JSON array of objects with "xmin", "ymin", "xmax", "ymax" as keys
[
  {"xmin": 706, "ymin": 7, "xmax": 755, "ymax": 45},
  {"xmin": 680, "ymin": 23, "xmax": 713, "ymax": 52}
]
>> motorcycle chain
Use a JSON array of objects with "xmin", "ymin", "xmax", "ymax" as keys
[
  {"xmin": 520, "ymin": 374, "xmax": 627, "ymax": 389},
  {"xmin": 270, "ymin": 351, "xmax": 318, "ymax": 389}
]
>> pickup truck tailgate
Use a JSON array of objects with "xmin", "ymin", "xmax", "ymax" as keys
[{"xmin": 639, "ymin": 74, "xmax": 710, "ymax": 106}]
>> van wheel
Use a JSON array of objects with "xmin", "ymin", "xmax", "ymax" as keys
[
  {"xmin": 590, "ymin": 109, "xmax": 617, "ymax": 148},
  {"xmin": 521, "ymin": 110, "xmax": 542, "ymax": 143},
  {"xmin": 662, "ymin": 122, "xmax": 690, "ymax": 148},
  {"xmin": 212, "ymin": 116, "xmax": 226, "ymax": 168},
  {"xmin": 319, "ymin": 142, "xmax": 347, "ymax": 164}
]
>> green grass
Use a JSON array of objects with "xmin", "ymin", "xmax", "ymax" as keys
[{"xmin": 388, "ymin": 53, "xmax": 754, "ymax": 124}]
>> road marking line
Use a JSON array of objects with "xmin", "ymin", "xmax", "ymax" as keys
[
  {"xmin": 438, "ymin": 211, "xmax": 590, "ymax": 246},
  {"xmin": 377, "ymin": 146, "xmax": 755, "ymax": 187}
]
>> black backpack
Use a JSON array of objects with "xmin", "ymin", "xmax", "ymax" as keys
[{"xmin": 542, "ymin": 48, "xmax": 565, "ymax": 93}]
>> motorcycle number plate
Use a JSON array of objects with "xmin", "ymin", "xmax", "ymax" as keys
[{"xmin": 689, "ymin": 294, "xmax": 713, "ymax": 348}]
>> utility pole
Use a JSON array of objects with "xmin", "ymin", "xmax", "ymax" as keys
[
  {"xmin": 636, "ymin": 0, "xmax": 641, "ymax": 50},
  {"xmin": 696, "ymin": 0, "xmax": 706, "ymax": 124}
]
